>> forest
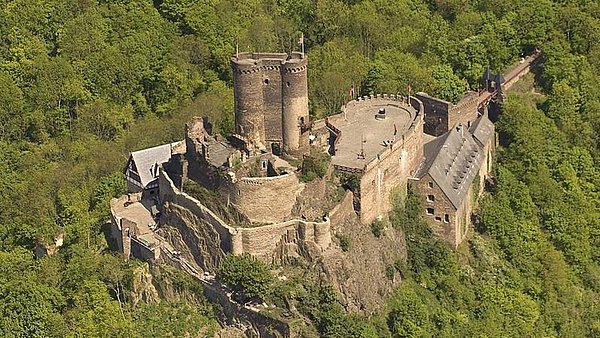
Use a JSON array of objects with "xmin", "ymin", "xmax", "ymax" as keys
[{"xmin": 1, "ymin": 0, "xmax": 600, "ymax": 336}]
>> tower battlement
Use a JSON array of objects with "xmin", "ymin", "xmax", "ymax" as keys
[{"xmin": 231, "ymin": 52, "xmax": 309, "ymax": 154}]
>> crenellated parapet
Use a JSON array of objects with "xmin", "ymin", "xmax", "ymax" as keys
[{"xmin": 231, "ymin": 52, "xmax": 308, "ymax": 154}]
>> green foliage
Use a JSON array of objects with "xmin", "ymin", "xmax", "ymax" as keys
[
  {"xmin": 132, "ymin": 301, "xmax": 217, "ymax": 337},
  {"xmin": 300, "ymin": 149, "xmax": 331, "ymax": 183},
  {"xmin": 0, "ymin": 0, "xmax": 599, "ymax": 335},
  {"xmin": 371, "ymin": 218, "xmax": 385, "ymax": 238},
  {"xmin": 335, "ymin": 234, "xmax": 351, "ymax": 252},
  {"xmin": 218, "ymin": 254, "xmax": 273, "ymax": 302}
]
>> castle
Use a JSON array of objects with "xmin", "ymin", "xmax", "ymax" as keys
[{"xmin": 110, "ymin": 51, "xmax": 500, "ymax": 267}]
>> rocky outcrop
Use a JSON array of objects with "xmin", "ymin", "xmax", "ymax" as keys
[
  {"xmin": 317, "ymin": 207, "xmax": 406, "ymax": 313},
  {"xmin": 130, "ymin": 264, "xmax": 160, "ymax": 306},
  {"xmin": 34, "ymin": 232, "xmax": 64, "ymax": 259},
  {"xmin": 157, "ymin": 202, "xmax": 226, "ymax": 273}
]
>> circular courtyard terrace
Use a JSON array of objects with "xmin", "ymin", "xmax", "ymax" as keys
[{"xmin": 327, "ymin": 97, "xmax": 419, "ymax": 170}]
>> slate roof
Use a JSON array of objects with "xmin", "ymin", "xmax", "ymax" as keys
[
  {"xmin": 417, "ymin": 123, "xmax": 484, "ymax": 209},
  {"xmin": 207, "ymin": 141, "xmax": 235, "ymax": 168},
  {"xmin": 469, "ymin": 113, "xmax": 494, "ymax": 147},
  {"xmin": 128, "ymin": 141, "xmax": 184, "ymax": 187}
]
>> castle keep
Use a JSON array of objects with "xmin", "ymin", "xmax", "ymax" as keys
[
  {"xmin": 109, "ymin": 50, "xmax": 514, "ymax": 268},
  {"xmin": 231, "ymin": 52, "xmax": 309, "ymax": 154}
]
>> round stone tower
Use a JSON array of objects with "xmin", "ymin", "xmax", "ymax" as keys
[
  {"xmin": 232, "ymin": 54, "xmax": 266, "ymax": 150},
  {"xmin": 281, "ymin": 53, "xmax": 309, "ymax": 153},
  {"xmin": 231, "ymin": 52, "xmax": 309, "ymax": 154}
]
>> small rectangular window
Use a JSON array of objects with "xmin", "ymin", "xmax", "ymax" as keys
[
  {"xmin": 427, "ymin": 195, "xmax": 435, "ymax": 202},
  {"xmin": 428, "ymin": 181, "xmax": 434, "ymax": 188},
  {"xmin": 426, "ymin": 208, "xmax": 434, "ymax": 215},
  {"xmin": 435, "ymin": 216, "xmax": 442, "ymax": 222},
  {"xmin": 444, "ymin": 214, "xmax": 450, "ymax": 223}
]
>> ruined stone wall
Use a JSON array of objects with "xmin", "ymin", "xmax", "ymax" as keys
[
  {"xmin": 159, "ymin": 169, "xmax": 332, "ymax": 264},
  {"xmin": 448, "ymin": 91, "xmax": 479, "ymax": 130},
  {"xmin": 358, "ymin": 104, "xmax": 424, "ymax": 225},
  {"xmin": 222, "ymin": 173, "xmax": 305, "ymax": 224},
  {"xmin": 200, "ymin": 279, "xmax": 291, "ymax": 337},
  {"xmin": 110, "ymin": 194, "xmax": 142, "ymax": 259},
  {"xmin": 159, "ymin": 169, "xmax": 239, "ymax": 254},
  {"xmin": 131, "ymin": 237, "xmax": 161, "ymax": 263},
  {"xmin": 417, "ymin": 91, "xmax": 479, "ymax": 136},
  {"xmin": 236, "ymin": 218, "xmax": 331, "ymax": 263},
  {"xmin": 328, "ymin": 190, "xmax": 356, "ymax": 232},
  {"xmin": 415, "ymin": 92, "xmax": 451, "ymax": 136}
]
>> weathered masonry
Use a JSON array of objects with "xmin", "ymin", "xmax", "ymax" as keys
[
  {"xmin": 325, "ymin": 95, "xmax": 425, "ymax": 225},
  {"xmin": 412, "ymin": 114, "xmax": 495, "ymax": 248},
  {"xmin": 231, "ymin": 52, "xmax": 309, "ymax": 154}
]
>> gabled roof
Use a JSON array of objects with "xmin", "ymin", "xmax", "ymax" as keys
[
  {"xmin": 127, "ymin": 141, "xmax": 184, "ymax": 187},
  {"xmin": 469, "ymin": 113, "xmax": 495, "ymax": 147},
  {"xmin": 417, "ymin": 123, "xmax": 484, "ymax": 209}
]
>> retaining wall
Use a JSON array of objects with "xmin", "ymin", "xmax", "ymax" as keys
[
  {"xmin": 222, "ymin": 173, "xmax": 304, "ymax": 224},
  {"xmin": 159, "ymin": 169, "xmax": 332, "ymax": 263}
]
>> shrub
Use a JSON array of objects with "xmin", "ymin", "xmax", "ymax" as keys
[
  {"xmin": 217, "ymin": 254, "xmax": 273, "ymax": 302},
  {"xmin": 371, "ymin": 219, "xmax": 385, "ymax": 238},
  {"xmin": 300, "ymin": 149, "xmax": 330, "ymax": 182},
  {"xmin": 336, "ymin": 234, "xmax": 351, "ymax": 252}
]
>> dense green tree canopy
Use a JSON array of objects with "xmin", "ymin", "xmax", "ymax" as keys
[{"xmin": 0, "ymin": 0, "xmax": 599, "ymax": 336}]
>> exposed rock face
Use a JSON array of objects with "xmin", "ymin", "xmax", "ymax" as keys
[
  {"xmin": 318, "ymin": 209, "xmax": 406, "ymax": 313},
  {"xmin": 157, "ymin": 202, "xmax": 226, "ymax": 272},
  {"xmin": 34, "ymin": 232, "xmax": 64, "ymax": 259},
  {"xmin": 159, "ymin": 172, "xmax": 406, "ymax": 313},
  {"xmin": 130, "ymin": 264, "xmax": 160, "ymax": 306}
]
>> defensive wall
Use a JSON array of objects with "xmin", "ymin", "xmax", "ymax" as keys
[
  {"xmin": 220, "ymin": 173, "xmax": 305, "ymax": 224},
  {"xmin": 109, "ymin": 194, "xmax": 162, "ymax": 262},
  {"xmin": 327, "ymin": 94, "xmax": 424, "ymax": 224},
  {"xmin": 501, "ymin": 52, "xmax": 542, "ymax": 91},
  {"xmin": 359, "ymin": 97, "xmax": 424, "ymax": 224},
  {"xmin": 158, "ymin": 169, "xmax": 332, "ymax": 263},
  {"xmin": 416, "ymin": 91, "xmax": 478, "ymax": 136}
]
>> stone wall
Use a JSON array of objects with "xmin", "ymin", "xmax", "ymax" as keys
[
  {"xmin": 221, "ymin": 173, "xmax": 305, "ymax": 224},
  {"xmin": 159, "ymin": 168, "xmax": 237, "ymax": 253},
  {"xmin": 236, "ymin": 218, "xmax": 331, "ymax": 263},
  {"xmin": 448, "ymin": 91, "xmax": 479, "ymax": 130},
  {"xmin": 158, "ymin": 169, "xmax": 332, "ymax": 264},
  {"xmin": 416, "ymin": 91, "xmax": 479, "ymax": 136},
  {"xmin": 358, "ymin": 104, "xmax": 424, "ymax": 225},
  {"xmin": 131, "ymin": 237, "xmax": 161, "ymax": 263},
  {"xmin": 415, "ymin": 92, "xmax": 451, "ymax": 136},
  {"xmin": 411, "ymin": 174, "xmax": 460, "ymax": 248}
]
